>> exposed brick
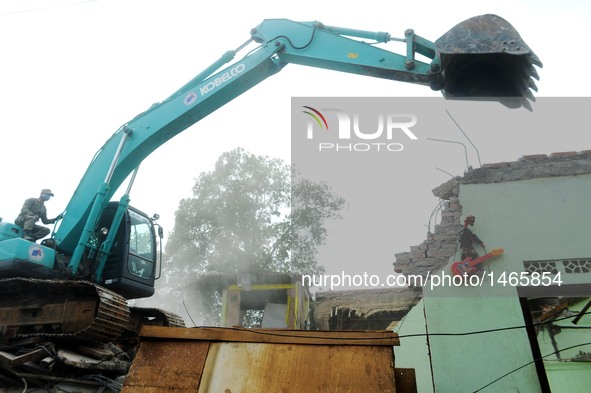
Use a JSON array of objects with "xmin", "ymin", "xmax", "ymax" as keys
[
  {"xmin": 415, "ymin": 260, "xmax": 438, "ymax": 268},
  {"xmin": 481, "ymin": 162, "xmax": 510, "ymax": 169},
  {"xmin": 427, "ymin": 250, "xmax": 456, "ymax": 258},
  {"xmin": 434, "ymin": 222, "xmax": 460, "ymax": 230},
  {"xmin": 395, "ymin": 252, "xmax": 410, "ymax": 259},
  {"xmin": 410, "ymin": 245, "xmax": 427, "ymax": 253},
  {"xmin": 448, "ymin": 200, "xmax": 461, "ymax": 208},
  {"xmin": 432, "ymin": 234, "xmax": 460, "ymax": 242},
  {"xmin": 520, "ymin": 154, "xmax": 548, "ymax": 161},
  {"xmin": 441, "ymin": 210, "xmax": 461, "ymax": 217},
  {"xmin": 550, "ymin": 151, "xmax": 578, "ymax": 158},
  {"xmin": 432, "ymin": 178, "xmax": 459, "ymax": 200}
]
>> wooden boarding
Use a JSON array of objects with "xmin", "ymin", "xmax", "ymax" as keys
[
  {"xmin": 139, "ymin": 325, "xmax": 400, "ymax": 346},
  {"xmin": 122, "ymin": 327, "xmax": 413, "ymax": 393}
]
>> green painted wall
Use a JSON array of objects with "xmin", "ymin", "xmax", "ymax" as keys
[
  {"xmin": 393, "ymin": 299, "xmax": 434, "ymax": 393},
  {"xmin": 459, "ymin": 175, "xmax": 591, "ymax": 276},
  {"xmin": 545, "ymin": 362, "xmax": 591, "ymax": 392},
  {"xmin": 395, "ymin": 174, "xmax": 591, "ymax": 392}
]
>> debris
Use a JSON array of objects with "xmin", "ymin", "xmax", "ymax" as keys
[
  {"xmin": 57, "ymin": 349, "xmax": 130, "ymax": 374},
  {"xmin": 0, "ymin": 340, "xmax": 133, "ymax": 392},
  {"xmin": 571, "ymin": 351, "xmax": 591, "ymax": 362}
]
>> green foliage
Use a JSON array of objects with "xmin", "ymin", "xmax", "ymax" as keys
[{"xmin": 158, "ymin": 148, "xmax": 346, "ymax": 325}]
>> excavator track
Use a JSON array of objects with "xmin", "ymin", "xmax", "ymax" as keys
[
  {"xmin": 129, "ymin": 307, "xmax": 186, "ymax": 330},
  {"xmin": 0, "ymin": 278, "xmax": 130, "ymax": 343},
  {"xmin": 0, "ymin": 278, "xmax": 185, "ymax": 344}
]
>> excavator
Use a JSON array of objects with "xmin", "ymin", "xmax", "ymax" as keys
[{"xmin": 0, "ymin": 15, "xmax": 541, "ymax": 343}]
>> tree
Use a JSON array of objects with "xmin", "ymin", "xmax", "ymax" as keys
[{"xmin": 156, "ymin": 148, "xmax": 345, "ymax": 325}]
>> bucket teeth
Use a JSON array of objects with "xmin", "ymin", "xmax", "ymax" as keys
[
  {"xmin": 529, "ymin": 52, "xmax": 543, "ymax": 68},
  {"xmin": 524, "ymin": 57, "xmax": 541, "ymax": 98},
  {"xmin": 524, "ymin": 88, "xmax": 536, "ymax": 102},
  {"xmin": 528, "ymin": 64, "xmax": 540, "ymax": 81},
  {"xmin": 527, "ymin": 78, "xmax": 538, "ymax": 92}
]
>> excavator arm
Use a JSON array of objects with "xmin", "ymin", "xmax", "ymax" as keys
[
  {"xmin": 250, "ymin": 20, "xmax": 437, "ymax": 87},
  {"xmin": 48, "ymin": 15, "xmax": 540, "ymax": 278}
]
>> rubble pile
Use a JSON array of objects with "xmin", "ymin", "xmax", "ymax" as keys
[{"xmin": 0, "ymin": 338, "xmax": 134, "ymax": 392}]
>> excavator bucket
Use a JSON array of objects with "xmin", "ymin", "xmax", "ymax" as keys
[{"xmin": 435, "ymin": 14, "xmax": 542, "ymax": 106}]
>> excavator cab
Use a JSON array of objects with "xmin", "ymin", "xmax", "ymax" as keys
[
  {"xmin": 97, "ymin": 203, "xmax": 158, "ymax": 299},
  {"xmin": 435, "ymin": 14, "xmax": 541, "ymax": 104}
]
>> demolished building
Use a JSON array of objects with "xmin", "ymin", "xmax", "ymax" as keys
[{"xmin": 393, "ymin": 150, "xmax": 591, "ymax": 393}]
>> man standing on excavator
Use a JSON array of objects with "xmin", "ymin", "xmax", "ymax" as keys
[
  {"xmin": 15, "ymin": 189, "xmax": 62, "ymax": 242},
  {"xmin": 459, "ymin": 215, "xmax": 485, "ymax": 260}
]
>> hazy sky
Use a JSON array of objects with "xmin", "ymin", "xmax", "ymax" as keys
[{"xmin": 1, "ymin": 0, "xmax": 589, "ymax": 288}]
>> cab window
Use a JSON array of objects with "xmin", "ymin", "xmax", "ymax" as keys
[{"xmin": 128, "ymin": 210, "xmax": 155, "ymax": 279}]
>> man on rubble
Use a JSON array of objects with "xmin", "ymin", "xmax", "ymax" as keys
[
  {"xmin": 459, "ymin": 215, "xmax": 485, "ymax": 260},
  {"xmin": 15, "ymin": 189, "xmax": 63, "ymax": 242}
]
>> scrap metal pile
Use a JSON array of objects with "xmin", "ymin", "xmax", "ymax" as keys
[
  {"xmin": 0, "ymin": 279, "xmax": 184, "ymax": 392},
  {"xmin": 0, "ymin": 339, "xmax": 133, "ymax": 392}
]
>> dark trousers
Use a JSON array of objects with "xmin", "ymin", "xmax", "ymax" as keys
[{"xmin": 15, "ymin": 214, "xmax": 50, "ymax": 241}]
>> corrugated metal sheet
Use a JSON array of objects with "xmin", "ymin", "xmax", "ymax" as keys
[{"xmin": 121, "ymin": 327, "xmax": 411, "ymax": 392}]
